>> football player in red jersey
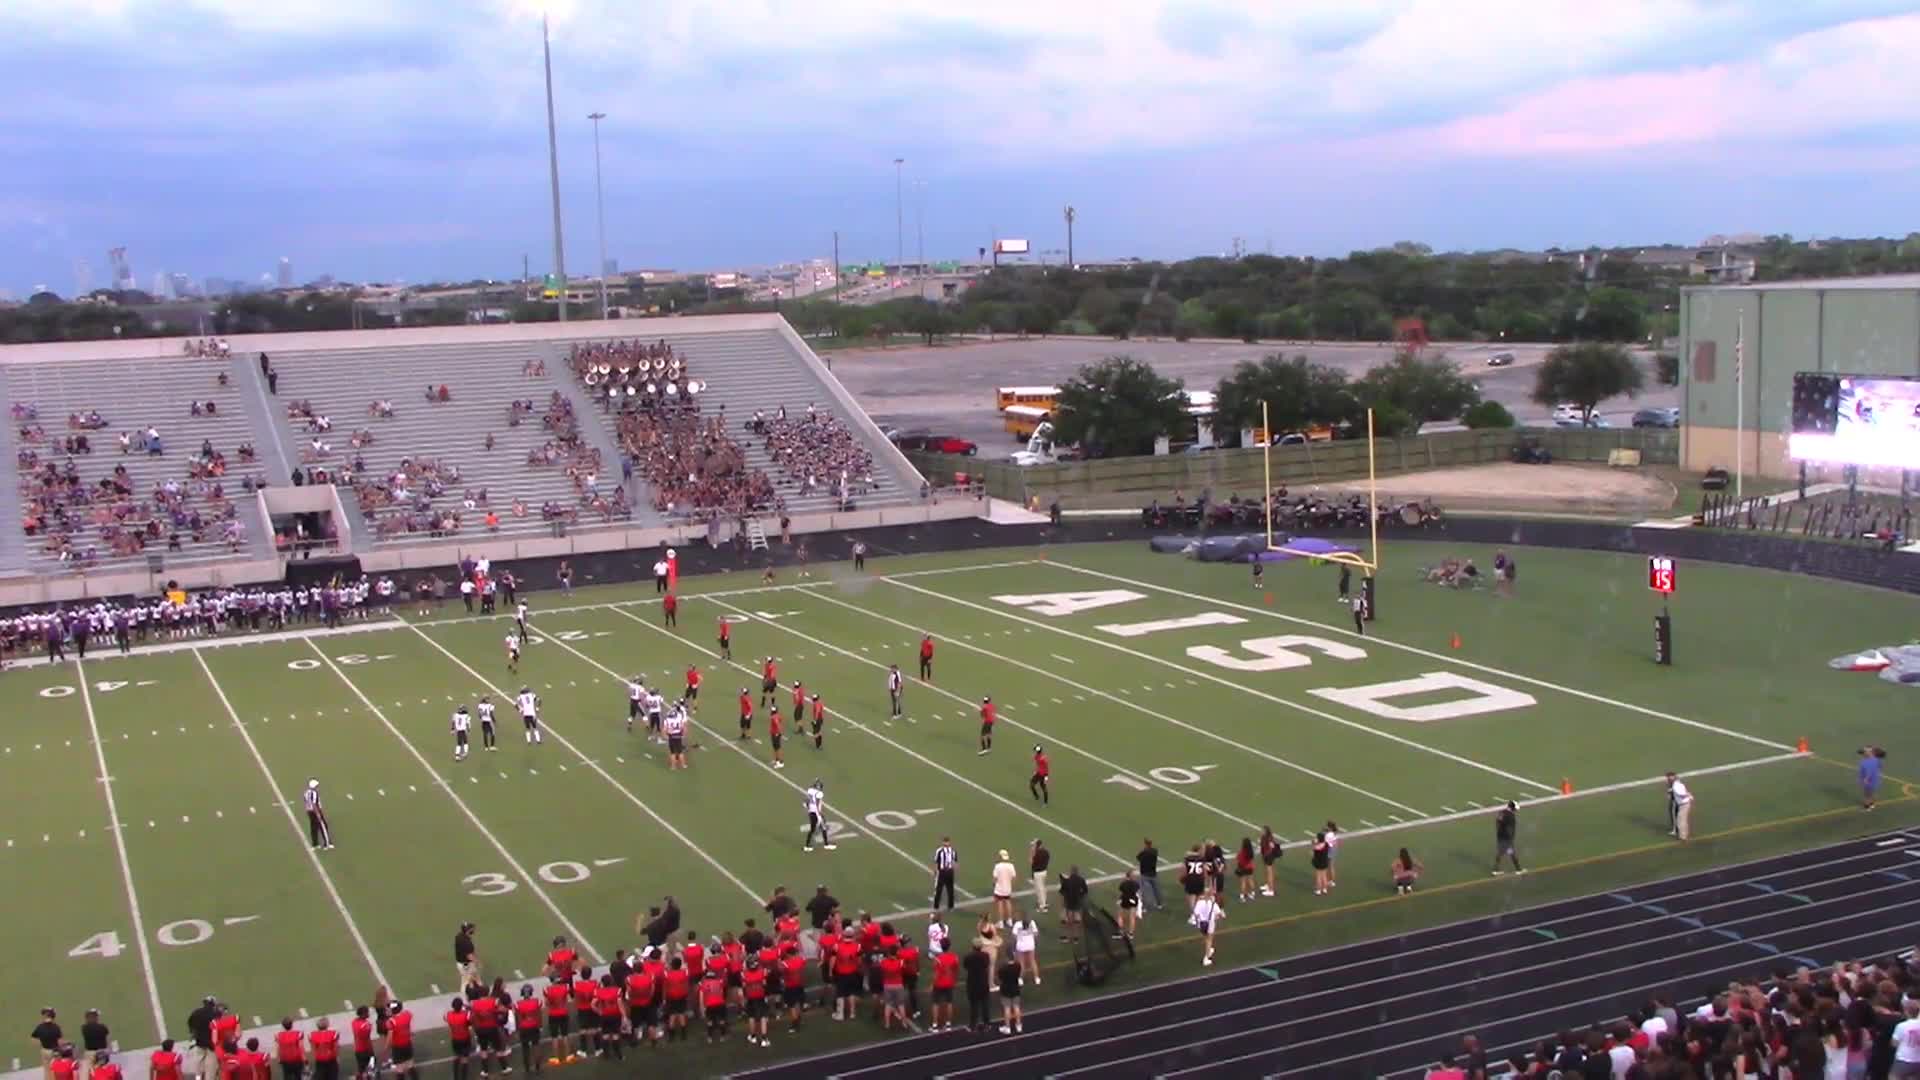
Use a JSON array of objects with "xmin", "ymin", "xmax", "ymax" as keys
[
  {"xmin": 383, "ymin": 1004, "xmax": 414, "ymax": 1079},
  {"xmin": 541, "ymin": 976, "xmax": 574, "ymax": 1066},
  {"xmin": 768, "ymin": 706, "xmax": 785, "ymax": 768},
  {"xmin": 466, "ymin": 987, "xmax": 503, "ymax": 1075},
  {"xmin": 661, "ymin": 958, "xmax": 691, "ymax": 1042},
  {"xmin": 919, "ymin": 634, "xmax": 934, "ymax": 680},
  {"xmin": 978, "ymin": 696, "xmax": 996, "ymax": 754},
  {"xmin": 592, "ymin": 974, "xmax": 623, "ymax": 1060},
  {"xmin": 810, "ymin": 693, "xmax": 827, "ymax": 750},
  {"xmin": 307, "ymin": 1020, "xmax": 339, "ymax": 1080},
  {"xmin": 662, "ymin": 591, "xmax": 678, "ymax": 628},
  {"xmin": 544, "ymin": 936, "xmax": 576, "ymax": 981},
  {"xmin": 759, "ymin": 657, "xmax": 779, "ymax": 709},
  {"xmin": 683, "ymin": 664, "xmax": 701, "ymax": 712},
  {"xmin": 512, "ymin": 985, "xmax": 542, "ymax": 1074},
  {"xmin": 716, "ymin": 616, "xmax": 732, "ymax": 660},
  {"xmin": 624, "ymin": 958, "xmax": 658, "ymax": 1048},
  {"xmin": 1030, "ymin": 745, "xmax": 1050, "ymax": 805},
  {"xmin": 738, "ymin": 687, "xmax": 754, "ymax": 741},
  {"xmin": 780, "ymin": 947, "xmax": 808, "ymax": 1032},
  {"xmin": 930, "ymin": 939, "xmax": 961, "ymax": 1031},
  {"xmin": 443, "ymin": 999, "xmax": 472, "ymax": 1080},
  {"xmin": 273, "ymin": 1019, "xmax": 305, "ymax": 1080},
  {"xmin": 349, "ymin": 1007, "xmax": 374, "ymax": 1078},
  {"xmin": 149, "ymin": 1040, "xmax": 182, "ymax": 1080}
]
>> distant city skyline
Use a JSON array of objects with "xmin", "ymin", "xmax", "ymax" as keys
[{"xmin": 3, "ymin": 1, "xmax": 1916, "ymax": 297}]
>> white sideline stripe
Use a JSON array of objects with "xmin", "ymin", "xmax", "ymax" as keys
[
  {"xmin": 306, "ymin": 639, "xmax": 602, "ymax": 964},
  {"xmin": 193, "ymin": 651, "xmax": 388, "ymax": 987},
  {"xmin": 699, "ymin": 595, "xmax": 1139, "ymax": 870},
  {"xmin": 1049, "ymin": 560, "xmax": 1797, "ymax": 754},
  {"xmin": 803, "ymin": 585, "xmax": 1423, "ymax": 819},
  {"xmin": 74, "ymin": 661, "xmax": 167, "ymax": 1044},
  {"xmin": 882, "ymin": 576, "xmax": 1555, "ymax": 795},
  {"xmin": 594, "ymin": 606, "xmax": 982, "ymax": 900},
  {"xmin": 405, "ymin": 623, "xmax": 766, "ymax": 906}
]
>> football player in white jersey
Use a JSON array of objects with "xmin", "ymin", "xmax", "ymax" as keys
[
  {"xmin": 505, "ymin": 631, "xmax": 521, "ymax": 673},
  {"xmin": 476, "ymin": 696, "xmax": 498, "ymax": 751},
  {"xmin": 515, "ymin": 601, "xmax": 530, "ymax": 642},
  {"xmin": 627, "ymin": 677, "xmax": 645, "ymax": 733},
  {"xmin": 516, "ymin": 687, "xmax": 542, "ymax": 744},
  {"xmin": 646, "ymin": 689, "xmax": 665, "ymax": 743},
  {"xmin": 451, "ymin": 705, "xmax": 472, "ymax": 761},
  {"xmin": 663, "ymin": 703, "xmax": 689, "ymax": 769},
  {"xmin": 802, "ymin": 780, "xmax": 834, "ymax": 851},
  {"xmin": 887, "ymin": 664, "xmax": 904, "ymax": 720}
]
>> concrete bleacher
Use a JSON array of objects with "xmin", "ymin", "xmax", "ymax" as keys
[
  {"xmin": 556, "ymin": 327, "xmax": 922, "ymax": 518},
  {"xmin": 263, "ymin": 340, "xmax": 649, "ymax": 545},
  {"xmin": 8, "ymin": 356, "xmax": 271, "ymax": 573}
]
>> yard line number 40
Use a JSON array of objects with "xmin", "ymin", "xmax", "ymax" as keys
[{"xmin": 992, "ymin": 590, "xmax": 1535, "ymax": 723}]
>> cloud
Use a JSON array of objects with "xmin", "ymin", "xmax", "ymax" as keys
[
  {"xmin": 1392, "ymin": 12, "xmax": 1920, "ymax": 158},
  {"xmin": 1, "ymin": 0, "xmax": 1917, "ymax": 291}
]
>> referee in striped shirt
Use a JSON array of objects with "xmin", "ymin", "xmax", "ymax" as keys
[
  {"xmin": 931, "ymin": 838, "xmax": 958, "ymax": 910},
  {"xmin": 304, "ymin": 778, "xmax": 335, "ymax": 850}
]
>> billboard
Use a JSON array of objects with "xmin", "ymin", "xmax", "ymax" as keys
[
  {"xmin": 993, "ymin": 239, "xmax": 1030, "ymax": 255},
  {"xmin": 1788, "ymin": 373, "xmax": 1920, "ymax": 468}
]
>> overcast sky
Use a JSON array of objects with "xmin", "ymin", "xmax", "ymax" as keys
[{"xmin": 4, "ymin": 0, "xmax": 1918, "ymax": 295}]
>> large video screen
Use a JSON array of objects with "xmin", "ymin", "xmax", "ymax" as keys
[{"xmin": 1789, "ymin": 373, "xmax": 1920, "ymax": 468}]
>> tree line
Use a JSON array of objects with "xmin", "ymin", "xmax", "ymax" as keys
[
  {"xmin": 8, "ymin": 232, "xmax": 1919, "ymax": 345},
  {"xmin": 1052, "ymin": 343, "xmax": 1645, "ymax": 457}
]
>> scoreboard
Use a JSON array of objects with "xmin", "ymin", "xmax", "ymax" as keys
[{"xmin": 1647, "ymin": 555, "xmax": 1676, "ymax": 595}]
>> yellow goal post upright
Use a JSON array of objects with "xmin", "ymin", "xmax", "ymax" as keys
[{"xmin": 1260, "ymin": 400, "xmax": 1380, "ymax": 573}]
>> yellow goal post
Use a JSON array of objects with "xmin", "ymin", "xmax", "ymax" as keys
[{"xmin": 1261, "ymin": 401, "xmax": 1380, "ymax": 573}]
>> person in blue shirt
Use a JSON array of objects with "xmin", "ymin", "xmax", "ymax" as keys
[{"xmin": 1859, "ymin": 746, "xmax": 1887, "ymax": 810}]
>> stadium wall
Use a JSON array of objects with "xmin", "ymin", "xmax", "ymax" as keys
[{"xmin": 1680, "ymin": 280, "xmax": 1920, "ymax": 481}]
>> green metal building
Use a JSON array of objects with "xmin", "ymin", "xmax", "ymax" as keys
[{"xmin": 1679, "ymin": 274, "xmax": 1920, "ymax": 480}]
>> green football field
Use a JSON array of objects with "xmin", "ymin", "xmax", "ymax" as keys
[{"xmin": 8, "ymin": 538, "xmax": 1919, "ymax": 1076}]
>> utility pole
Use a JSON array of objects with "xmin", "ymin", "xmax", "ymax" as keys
[
  {"xmin": 587, "ymin": 110, "xmax": 609, "ymax": 320},
  {"xmin": 1064, "ymin": 205, "xmax": 1076, "ymax": 269},
  {"xmin": 893, "ymin": 157, "xmax": 905, "ymax": 278},
  {"xmin": 832, "ymin": 230, "xmax": 841, "ymax": 303},
  {"xmin": 914, "ymin": 179, "xmax": 926, "ymax": 299},
  {"xmin": 541, "ymin": 13, "xmax": 568, "ymax": 321}
]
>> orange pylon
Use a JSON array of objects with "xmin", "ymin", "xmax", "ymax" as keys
[
  {"xmin": 1449, "ymin": 632, "xmax": 1462, "ymax": 650},
  {"xmin": 1560, "ymin": 777, "xmax": 1574, "ymax": 796},
  {"xmin": 1796, "ymin": 736, "xmax": 1809, "ymax": 753}
]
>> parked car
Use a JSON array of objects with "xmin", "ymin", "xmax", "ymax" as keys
[
  {"xmin": 1550, "ymin": 402, "xmax": 1586, "ymax": 424},
  {"xmin": 1486, "ymin": 352, "xmax": 1516, "ymax": 367},
  {"xmin": 1554, "ymin": 413, "xmax": 1611, "ymax": 429},
  {"xmin": 1632, "ymin": 407, "xmax": 1681, "ymax": 428},
  {"xmin": 896, "ymin": 433, "xmax": 977, "ymax": 456}
]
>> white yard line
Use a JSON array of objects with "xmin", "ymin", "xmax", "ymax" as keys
[
  {"xmin": 882, "ymin": 577, "xmax": 1557, "ymax": 795},
  {"xmin": 698, "ymin": 597, "xmax": 1139, "ymax": 871},
  {"xmin": 589, "ymin": 606, "xmax": 982, "ymax": 900},
  {"xmin": 1321, "ymin": 750, "xmax": 1808, "ymax": 849},
  {"xmin": 1048, "ymin": 560, "xmax": 1798, "ymax": 754},
  {"xmin": 402, "ymin": 622, "xmax": 766, "ymax": 906},
  {"xmin": 305, "ymin": 639, "xmax": 603, "ymax": 963},
  {"xmin": 74, "ymin": 661, "xmax": 168, "ymax": 1044},
  {"xmin": 192, "ymin": 650, "xmax": 389, "ymax": 986},
  {"xmin": 802, "ymin": 585, "xmax": 1425, "ymax": 820}
]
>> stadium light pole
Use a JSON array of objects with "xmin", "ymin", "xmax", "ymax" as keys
[
  {"xmin": 914, "ymin": 178, "xmax": 927, "ymax": 299},
  {"xmin": 542, "ymin": 12, "xmax": 569, "ymax": 322},
  {"xmin": 893, "ymin": 157, "xmax": 905, "ymax": 279},
  {"xmin": 588, "ymin": 111, "xmax": 609, "ymax": 321}
]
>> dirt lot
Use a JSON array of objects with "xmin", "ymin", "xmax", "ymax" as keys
[
  {"xmin": 1310, "ymin": 462, "xmax": 1680, "ymax": 515},
  {"xmin": 826, "ymin": 336, "xmax": 1672, "ymax": 457}
]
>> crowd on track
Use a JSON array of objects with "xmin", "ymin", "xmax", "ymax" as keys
[{"xmin": 1423, "ymin": 952, "xmax": 1920, "ymax": 1079}]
